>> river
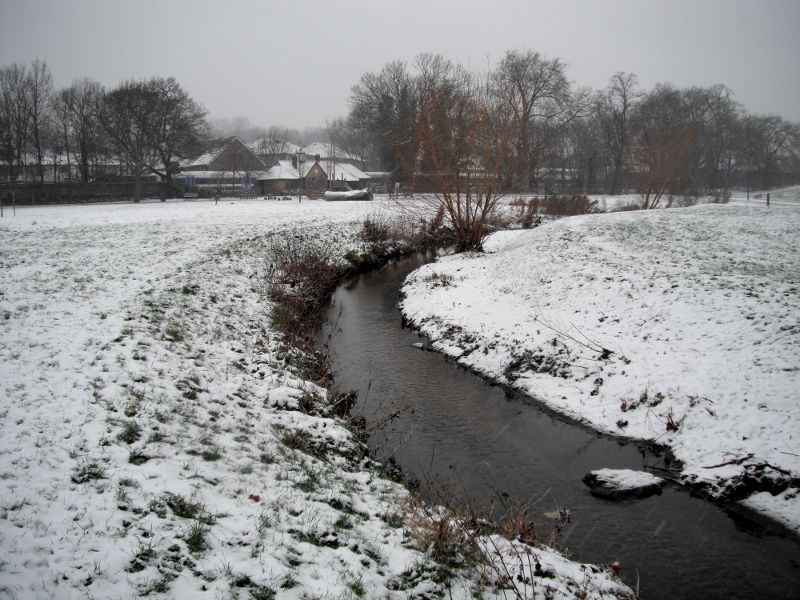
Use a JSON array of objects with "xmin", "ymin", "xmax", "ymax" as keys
[{"xmin": 320, "ymin": 254, "xmax": 798, "ymax": 600}]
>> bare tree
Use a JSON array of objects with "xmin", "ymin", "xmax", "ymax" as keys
[
  {"xmin": 344, "ymin": 109, "xmax": 375, "ymax": 169},
  {"xmin": 147, "ymin": 76, "xmax": 208, "ymax": 189},
  {"xmin": 410, "ymin": 71, "xmax": 513, "ymax": 251},
  {"xmin": 742, "ymin": 114, "xmax": 800, "ymax": 190},
  {"xmin": 49, "ymin": 86, "xmax": 73, "ymax": 181},
  {"xmin": 257, "ymin": 125, "xmax": 292, "ymax": 160},
  {"xmin": 632, "ymin": 85, "xmax": 698, "ymax": 208},
  {"xmin": 684, "ymin": 85, "xmax": 741, "ymax": 196},
  {"xmin": 595, "ymin": 72, "xmax": 640, "ymax": 194},
  {"xmin": 349, "ymin": 60, "xmax": 417, "ymax": 176},
  {"xmin": 491, "ymin": 49, "xmax": 573, "ymax": 191},
  {"xmin": 25, "ymin": 59, "xmax": 53, "ymax": 183},
  {"xmin": 329, "ymin": 116, "xmax": 368, "ymax": 161},
  {"xmin": 0, "ymin": 63, "xmax": 30, "ymax": 182},
  {"xmin": 64, "ymin": 78, "xmax": 104, "ymax": 183},
  {"xmin": 554, "ymin": 115, "xmax": 603, "ymax": 193},
  {"xmin": 415, "ymin": 53, "xmax": 463, "ymax": 114},
  {"xmin": 97, "ymin": 79, "xmax": 159, "ymax": 200}
]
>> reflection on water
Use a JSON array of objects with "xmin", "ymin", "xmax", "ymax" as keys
[{"xmin": 320, "ymin": 255, "xmax": 799, "ymax": 600}]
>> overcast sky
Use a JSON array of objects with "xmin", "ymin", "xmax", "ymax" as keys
[{"xmin": 2, "ymin": 0, "xmax": 799, "ymax": 129}]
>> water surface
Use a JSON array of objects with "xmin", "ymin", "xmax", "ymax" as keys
[{"xmin": 321, "ymin": 255, "xmax": 798, "ymax": 600}]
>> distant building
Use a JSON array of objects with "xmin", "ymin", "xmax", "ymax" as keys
[
  {"xmin": 178, "ymin": 136, "xmax": 266, "ymax": 173},
  {"xmin": 303, "ymin": 162, "xmax": 328, "ymax": 199},
  {"xmin": 257, "ymin": 160, "xmax": 301, "ymax": 195},
  {"xmin": 175, "ymin": 137, "xmax": 267, "ymax": 192},
  {"xmin": 250, "ymin": 139, "xmax": 367, "ymax": 172},
  {"xmin": 324, "ymin": 161, "xmax": 371, "ymax": 191},
  {"xmin": 258, "ymin": 154, "xmax": 371, "ymax": 199}
]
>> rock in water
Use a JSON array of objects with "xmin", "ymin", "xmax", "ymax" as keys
[
  {"xmin": 583, "ymin": 468, "xmax": 665, "ymax": 499},
  {"xmin": 411, "ymin": 342, "xmax": 435, "ymax": 352}
]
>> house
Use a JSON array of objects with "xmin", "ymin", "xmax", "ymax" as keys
[
  {"xmin": 257, "ymin": 154, "xmax": 370, "ymax": 199},
  {"xmin": 303, "ymin": 161, "xmax": 328, "ymax": 198},
  {"xmin": 257, "ymin": 154, "xmax": 327, "ymax": 198},
  {"xmin": 250, "ymin": 139, "xmax": 367, "ymax": 173},
  {"xmin": 324, "ymin": 162, "xmax": 371, "ymax": 191},
  {"xmin": 176, "ymin": 137, "xmax": 267, "ymax": 192},
  {"xmin": 257, "ymin": 160, "xmax": 300, "ymax": 195},
  {"xmin": 179, "ymin": 136, "xmax": 266, "ymax": 173}
]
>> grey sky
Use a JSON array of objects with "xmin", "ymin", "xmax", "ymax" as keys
[{"xmin": 2, "ymin": 0, "xmax": 799, "ymax": 129}]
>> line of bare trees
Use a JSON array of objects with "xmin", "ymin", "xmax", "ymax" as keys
[
  {"xmin": 0, "ymin": 59, "xmax": 208, "ymax": 199},
  {"xmin": 4, "ymin": 52, "xmax": 798, "ymax": 208},
  {"xmin": 343, "ymin": 50, "xmax": 800, "ymax": 200}
]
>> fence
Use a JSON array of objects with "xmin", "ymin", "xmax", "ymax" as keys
[{"xmin": 0, "ymin": 181, "xmax": 175, "ymax": 206}]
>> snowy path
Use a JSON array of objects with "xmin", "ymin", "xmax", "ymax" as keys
[{"xmin": 401, "ymin": 200, "xmax": 800, "ymax": 534}]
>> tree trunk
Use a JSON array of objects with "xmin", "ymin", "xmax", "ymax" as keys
[
  {"xmin": 611, "ymin": 161, "xmax": 621, "ymax": 195},
  {"xmin": 134, "ymin": 163, "xmax": 143, "ymax": 202},
  {"xmin": 80, "ymin": 138, "xmax": 90, "ymax": 183}
]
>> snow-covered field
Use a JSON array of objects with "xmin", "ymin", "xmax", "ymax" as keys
[
  {"xmin": 0, "ymin": 199, "xmax": 633, "ymax": 599},
  {"xmin": 402, "ymin": 196, "xmax": 800, "ymax": 534}
]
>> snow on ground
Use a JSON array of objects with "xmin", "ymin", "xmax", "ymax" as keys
[
  {"xmin": 401, "ymin": 197, "xmax": 800, "ymax": 534},
  {"xmin": 743, "ymin": 185, "xmax": 800, "ymax": 205},
  {"xmin": 498, "ymin": 193, "xmax": 697, "ymax": 214},
  {"xmin": 0, "ymin": 199, "xmax": 633, "ymax": 599}
]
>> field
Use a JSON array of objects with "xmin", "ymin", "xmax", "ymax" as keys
[{"xmin": 0, "ymin": 198, "xmax": 634, "ymax": 599}]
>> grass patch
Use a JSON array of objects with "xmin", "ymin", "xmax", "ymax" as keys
[
  {"xmin": 71, "ymin": 461, "xmax": 107, "ymax": 484},
  {"xmin": 126, "ymin": 539, "xmax": 157, "ymax": 573},
  {"xmin": 422, "ymin": 272, "xmax": 455, "ymax": 288},
  {"xmin": 296, "ymin": 464, "xmax": 324, "ymax": 494},
  {"xmin": 117, "ymin": 420, "xmax": 142, "ymax": 444},
  {"xmin": 187, "ymin": 444, "xmax": 223, "ymax": 462},
  {"xmin": 146, "ymin": 430, "xmax": 166, "ymax": 444},
  {"xmin": 201, "ymin": 447, "xmax": 222, "ymax": 462},
  {"xmin": 163, "ymin": 323, "xmax": 185, "ymax": 343},
  {"xmin": 279, "ymin": 429, "xmax": 329, "ymax": 461},
  {"xmin": 164, "ymin": 492, "xmax": 215, "ymax": 524},
  {"xmin": 348, "ymin": 576, "xmax": 365, "ymax": 597},
  {"xmin": 123, "ymin": 399, "xmax": 140, "ymax": 417},
  {"xmin": 184, "ymin": 521, "xmax": 209, "ymax": 554},
  {"xmin": 334, "ymin": 514, "xmax": 354, "ymax": 530},
  {"xmin": 128, "ymin": 451, "xmax": 151, "ymax": 465},
  {"xmin": 289, "ymin": 528, "xmax": 340, "ymax": 549}
]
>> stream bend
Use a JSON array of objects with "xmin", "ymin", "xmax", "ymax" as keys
[{"xmin": 320, "ymin": 255, "xmax": 798, "ymax": 600}]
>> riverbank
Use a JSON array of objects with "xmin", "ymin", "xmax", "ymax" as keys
[
  {"xmin": 0, "ymin": 199, "xmax": 634, "ymax": 599},
  {"xmin": 401, "ymin": 199, "xmax": 800, "ymax": 535}
]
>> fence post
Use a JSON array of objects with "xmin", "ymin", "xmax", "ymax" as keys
[{"xmin": 1, "ymin": 194, "xmax": 4, "ymax": 218}]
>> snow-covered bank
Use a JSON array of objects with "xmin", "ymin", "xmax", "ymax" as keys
[
  {"xmin": 0, "ymin": 199, "xmax": 633, "ymax": 599},
  {"xmin": 401, "ymin": 200, "xmax": 800, "ymax": 534}
]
